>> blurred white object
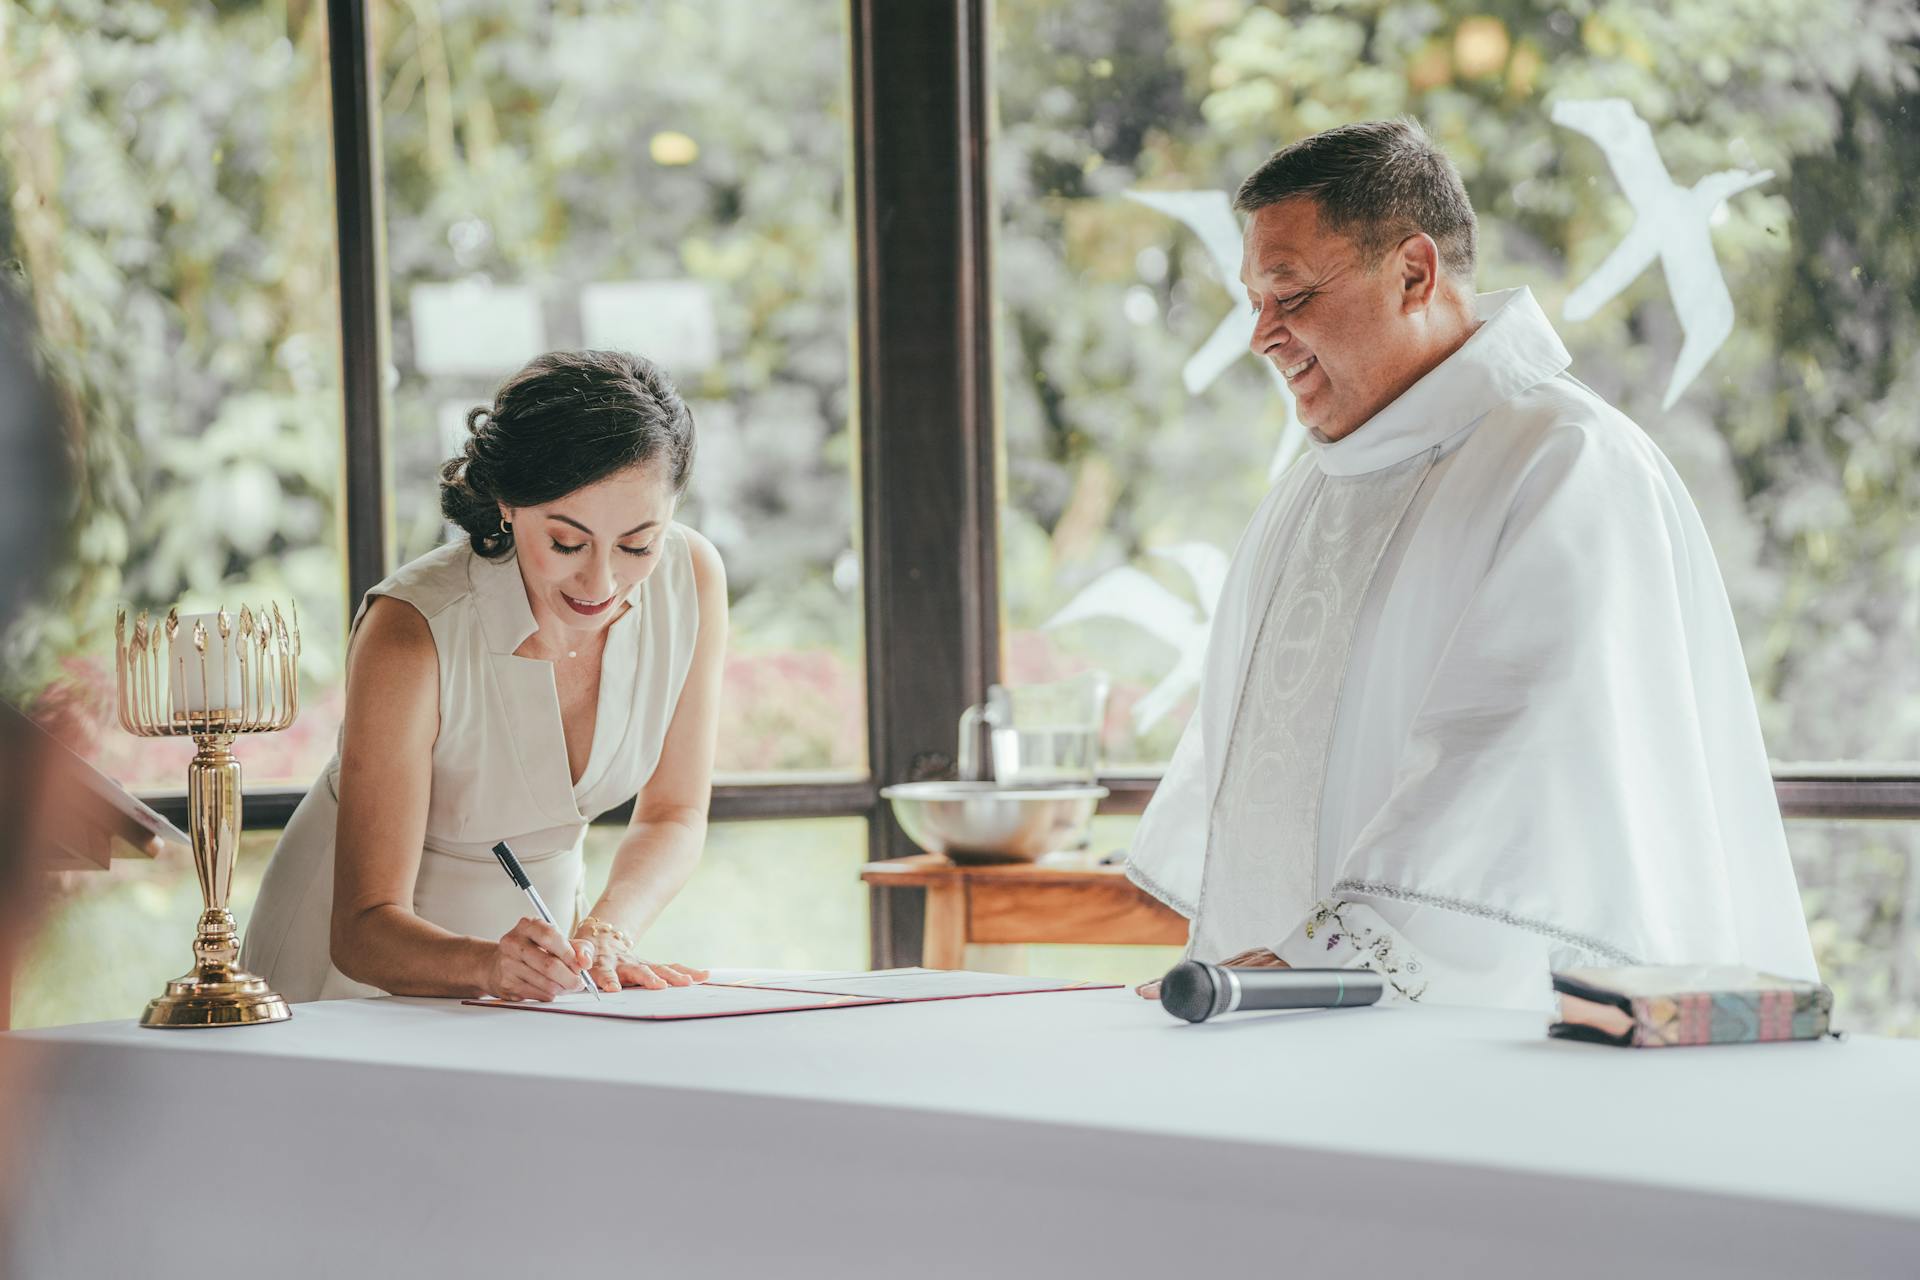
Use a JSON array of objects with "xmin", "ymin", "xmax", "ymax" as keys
[
  {"xmin": 436, "ymin": 398, "xmax": 474, "ymax": 461},
  {"xmin": 581, "ymin": 280, "xmax": 719, "ymax": 374},
  {"xmin": 169, "ymin": 612, "xmax": 245, "ymax": 716},
  {"xmin": 1124, "ymin": 189, "xmax": 1307, "ymax": 480},
  {"xmin": 1044, "ymin": 543, "xmax": 1228, "ymax": 734},
  {"xmin": 1550, "ymin": 98, "xmax": 1772, "ymax": 409},
  {"xmin": 409, "ymin": 281, "xmax": 545, "ymax": 377}
]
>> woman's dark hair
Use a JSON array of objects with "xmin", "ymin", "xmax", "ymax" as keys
[{"xmin": 440, "ymin": 349, "xmax": 696, "ymax": 559}]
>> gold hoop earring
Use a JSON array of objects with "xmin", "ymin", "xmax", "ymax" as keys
[{"xmin": 498, "ymin": 517, "xmax": 512, "ymax": 536}]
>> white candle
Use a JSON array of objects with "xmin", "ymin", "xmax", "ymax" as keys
[{"xmin": 169, "ymin": 612, "xmax": 246, "ymax": 718}]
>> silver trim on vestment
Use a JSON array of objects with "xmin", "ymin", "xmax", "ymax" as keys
[{"xmin": 1331, "ymin": 879, "xmax": 1641, "ymax": 967}]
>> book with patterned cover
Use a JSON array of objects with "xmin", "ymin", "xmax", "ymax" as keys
[{"xmin": 1549, "ymin": 965, "xmax": 1834, "ymax": 1047}]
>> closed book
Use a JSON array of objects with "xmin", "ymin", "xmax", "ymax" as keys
[{"xmin": 1549, "ymin": 965, "xmax": 1834, "ymax": 1048}]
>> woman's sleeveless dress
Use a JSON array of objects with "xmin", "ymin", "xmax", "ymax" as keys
[{"xmin": 239, "ymin": 527, "xmax": 700, "ymax": 1002}]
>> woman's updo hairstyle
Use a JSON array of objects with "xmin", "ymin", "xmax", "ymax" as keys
[{"xmin": 440, "ymin": 349, "xmax": 696, "ymax": 559}]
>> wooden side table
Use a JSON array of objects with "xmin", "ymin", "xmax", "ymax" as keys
[{"xmin": 860, "ymin": 853, "xmax": 1189, "ymax": 969}]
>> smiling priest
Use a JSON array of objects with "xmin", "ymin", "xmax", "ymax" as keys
[{"xmin": 1127, "ymin": 119, "xmax": 1816, "ymax": 1010}]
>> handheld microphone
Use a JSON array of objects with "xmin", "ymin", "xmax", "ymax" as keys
[{"xmin": 1159, "ymin": 960, "xmax": 1384, "ymax": 1023}]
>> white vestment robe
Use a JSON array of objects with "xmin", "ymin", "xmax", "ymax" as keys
[{"xmin": 1127, "ymin": 288, "xmax": 1816, "ymax": 1010}]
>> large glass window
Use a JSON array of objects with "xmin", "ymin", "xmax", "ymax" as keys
[
  {"xmin": 991, "ymin": 2, "xmax": 1281, "ymax": 767},
  {"xmin": 0, "ymin": 2, "xmax": 349, "ymax": 788},
  {"xmin": 583, "ymin": 819, "xmax": 869, "ymax": 972},
  {"xmin": 988, "ymin": 1, "xmax": 1920, "ymax": 1032},
  {"xmin": 991, "ymin": 0, "xmax": 1920, "ymax": 766},
  {"xmin": 1787, "ymin": 821, "xmax": 1920, "ymax": 1037},
  {"xmin": 375, "ymin": 0, "xmax": 864, "ymax": 776}
]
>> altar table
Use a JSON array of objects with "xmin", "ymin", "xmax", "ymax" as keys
[{"xmin": 7, "ymin": 982, "xmax": 1917, "ymax": 1278}]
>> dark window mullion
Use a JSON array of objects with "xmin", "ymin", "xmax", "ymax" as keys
[
  {"xmin": 327, "ymin": 0, "xmax": 393, "ymax": 608},
  {"xmin": 146, "ymin": 778, "xmax": 883, "ymax": 833},
  {"xmin": 142, "ymin": 769, "xmax": 1920, "ymax": 835},
  {"xmin": 1772, "ymin": 772, "xmax": 1920, "ymax": 820},
  {"xmin": 851, "ymin": 0, "xmax": 1000, "ymax": 968},
  {"xmin": 600, "ymin": 779, "xmax": 879, "ymax": 823}
]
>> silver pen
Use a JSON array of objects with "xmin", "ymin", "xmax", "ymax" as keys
[{"xmin": 490, "ymin": 841, "xmax": 599, "ymax": 1000}]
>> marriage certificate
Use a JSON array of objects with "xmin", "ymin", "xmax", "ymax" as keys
[{"xmin": 464, "ymin": 968, "xmax": 1116, "ymax": 1021}]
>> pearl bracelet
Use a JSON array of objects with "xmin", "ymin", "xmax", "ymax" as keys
[{"xmin": 574, "ymin": 915, "xmax": 635, "ymax": 959}]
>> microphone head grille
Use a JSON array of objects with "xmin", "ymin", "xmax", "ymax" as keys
[{"xmin": 1159, "ymin": 961, "xmax": 1217, "ymax": 1023}]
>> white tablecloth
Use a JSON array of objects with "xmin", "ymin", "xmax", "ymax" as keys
[{"xmin": 8, "ymin": 980, "xmax": 1917, "ymax": 1278}]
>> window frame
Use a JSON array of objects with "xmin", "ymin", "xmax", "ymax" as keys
[
  {"xmin": 142, "ymin": 0, "xmax": 999, "ymax": 970},
  {"xmin": 135, "ymin": 0, "xmax": 1918, "ymax": 970}
]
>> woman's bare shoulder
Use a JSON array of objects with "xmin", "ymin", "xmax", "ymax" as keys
[
  {"xmin": 356, "ymin": 595, "xmax": 435, "ymax": 656},
  {"xmin": 347, "ymin": 596, "xmax": 438, "ymax": 706},
  {"xmin": 677, "ymin": 525, "xmax": 728, "ymax": 601}
]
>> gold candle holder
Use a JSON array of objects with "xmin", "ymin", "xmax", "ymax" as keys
[{"xmin": 115, "ymin": 603, "xmax": 300, "ymax": 1028}]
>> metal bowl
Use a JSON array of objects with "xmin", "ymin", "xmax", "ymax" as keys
[{"xmin": 880, "ymin": 780, "xmax": 1109, "ymax": 863}]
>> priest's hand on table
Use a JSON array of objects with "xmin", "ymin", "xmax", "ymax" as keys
[
  {"xmin": 1133, "ymin": 948, "xmax": 1288, "ymax": 1000},
  {"xmin": 573, "ymin": 914, "xmax": 709, "ymax": 992},
  {"xmin": 485, "ymin": 917, "xmax": 597, "ymax": 1002}
]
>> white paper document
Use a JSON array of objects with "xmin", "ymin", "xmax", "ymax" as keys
[
  {"xmin": 739, "ymin": 968, "xmax": 1106, "ymax": 1000},
  {"xmin": 468, "ymin": 984, "xmax": 882, "ymax": 1021},
  {"xmin": 463, "ymin": 969, "xmax": 1116, "ymax": 1022}
]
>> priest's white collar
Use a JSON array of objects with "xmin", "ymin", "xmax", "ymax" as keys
[{"xmin": 1308, "ymin": 287, "xmax": 1572, "ymax": 477}]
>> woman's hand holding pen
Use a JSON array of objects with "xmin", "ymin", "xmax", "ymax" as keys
[{"xmin": 486, "ymin": 916, "xmax": 594, "ymax": 1002}]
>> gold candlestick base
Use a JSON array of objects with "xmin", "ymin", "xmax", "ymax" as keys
[
  {"xmin": 139, "ymin": 906, "xmax": 291, "ymax": 1028},
  {"xmin": 142, "ymin": 973, "xmax": 291, "ymax": 1028},
  {"xmin": 117, "ymin": 604, "xmax": 302, "ymax": 1030}
]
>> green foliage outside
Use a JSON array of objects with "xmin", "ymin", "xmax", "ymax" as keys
[
  {"xmin": 0, "ymin": 0, "xmax": 349, "ymax": 787},
  {"xmin": 996, "ymin": 0, "xmax": 1920, "ymax": 770},
  {"xmin": 372, "ymin": 0, "xmax": 867, "ymax": 772},
  {"xmin": 0, "ymin": 0, "xmax": 867, "ymax": 781}
]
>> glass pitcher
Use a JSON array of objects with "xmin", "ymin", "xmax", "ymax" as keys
[{"xmin": 956, "ymin": 671, "xmax": 1109, "ymax": 786}]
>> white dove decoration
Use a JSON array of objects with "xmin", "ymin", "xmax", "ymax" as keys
[
  {"xmin": 1043, "ymin": 542, "xmax": 1230, "ymax": 734},
  {"xmin": 1124, "ymin": 189, "xmax": 1308, "ymax": 480},
  {"xmin": 1550, "ymin": 98, "xmax": 1773, "ymax": 409}
]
